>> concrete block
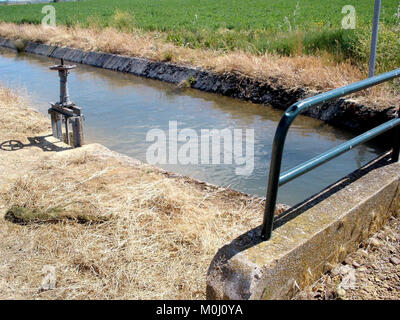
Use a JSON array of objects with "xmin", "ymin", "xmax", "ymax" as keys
[
  {"xmin": 102, "ymin": 55, "xmax": 131, "ymax": 71},
  {"xmin": 63, "ymin": 48, "xmax": 87, "ymax": 63},
  {"xmin": 50, "ymin": 47, "xmax": 70, "ymax": 60},
  {"xmin": 2, "ymin": 39, "xmax": 16, "ymax": 50},
  {"xmin": 95, "ymin": 53, "xmax": 114, "ymax": 68},
  {"xmin": 27, "ymin": 43, "xmax": 56, "ymax": 57},
  {"xmin": 24, "ymin": 42, "xmax": 39, "ymax": 53},
  {"xmin": 37, "ymin": 44, "xmax": 56, "ymax": 57},
  {"xmin": 115, "ymin": 56, "xmax": 132, "ymax": 72},
  {"xmin": 207, "ymin": 158, "xmax": 400, "ymax": 300},
  {"xmin": 129, "ymin": 58, "xmax": 150, "ymax": 76},
  {"xmin": 81, "ymin": 51, "xmax": 105, "ymax": 67}
]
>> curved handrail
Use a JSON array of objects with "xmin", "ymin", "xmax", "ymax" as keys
[{"xmin": 261, "ymin": 68, "xmax": 400, "ymax": 240}]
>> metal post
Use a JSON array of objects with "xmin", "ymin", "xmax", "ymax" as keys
[
  {"xmin": 54, "ymin": 113, "xmax": 63, "ymax": 141},
  {"xmin": 393, "ymin": 117, "xmax": 400, "ymax": 162},
  {"xmin": 56, "ymin": 117, "xmax": 63, "ymax": 141},
  {"xmin": 64, "ymin": 116, "xmax": 71, "ymax": 145},
  {"xmin": 58, "ymin": 59, "xmax": 72, "ymax": 106},
  {"xmin": 261, "ymin": 69, "xmax": 400, "ymax": 241},
  {"xmin": 59, "ymin": 70, "xmax": 70, "ymax": 106},
  {"xmin": 261, "ymin": 115, "xmax": 293, "ymax": 241},
  {"xmin": 49, "ymin": 110, "xmax": 58, "ymax": 138},
  {"xmin": 72, "ymin": 116, "xmax": 84, "ymax": 148},
  {"xmin": 369, "ymin": 0, "xmax": 381, "ymax": 78}
]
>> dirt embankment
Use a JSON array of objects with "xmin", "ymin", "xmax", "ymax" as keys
[
  {"xmin": 0, "ymin": 84, "xmax": 291, "ymax": 299},
  {"xmin": 0, "ymin": 22, "xmax": 399, "ymax": 132}
]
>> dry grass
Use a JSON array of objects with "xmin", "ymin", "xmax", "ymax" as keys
[
  {"xmin": 0, "ymin": 148, "xmax": 267, "ymax": 299},
  {"xmin": 0, "ymin": 22, "xmax": 398, "ymax": 109},
  {"xmin": 0, "ymin": 84, "xmax": 280, "ymax": 299},
  {"xmin": 0, "ymin": 84, "xmax": 49, "ymax": 140}
]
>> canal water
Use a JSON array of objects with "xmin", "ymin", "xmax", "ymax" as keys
[{"xmin": 0, "ymin": 48, "xmax": 386, "ymax": 205}]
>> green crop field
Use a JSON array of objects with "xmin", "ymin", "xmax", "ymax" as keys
[
  {"xmin": 0, "ymin": 0, "xmax": 398, "ymax": 31},
  {"xmin": 0, "ymin": 0, "xmax": 399, "ymax": 72}
]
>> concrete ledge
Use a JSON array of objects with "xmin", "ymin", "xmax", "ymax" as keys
[
  {"xmin": 59, "ymin": 47, "xmax": 86, "ymax": 63},
  {"xmin": 0, "ymin": 37, "xmax": 397, "ymax": 132},
  {"xmin": 0, "ymin": 38, "xmax": 16, "ymax": 50},
  {"xmin": 206, "ymin": 156, "xmax": 400, "ymax": 300},
  {"xmin": 24, "ymin": 42, "xmax": 54, "ymax": 57}
]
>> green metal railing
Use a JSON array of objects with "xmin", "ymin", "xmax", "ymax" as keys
[{"xmin": 261, "ymin": 68, "xmax": 400, "ymax": 241}]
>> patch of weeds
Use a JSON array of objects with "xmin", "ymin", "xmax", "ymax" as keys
[
  {"xmin": 188, "ymin": 76, "xmax": 197, "ymax": 85},
  {"xmin": 72, "ymin": 257, "xmax": 102, "ymax": 276},
  {"xmin": 162, "ymin": 50, "xmax": 174, "ymax": 62},
  {"xmin": 4, "ymin": 206, "xmax": 109, "ymax": 225},
  {"xmin": 109, "ymin": 9, "xmax": 135, "ymax": 32},
  {"xmin": 13, "ymin": 39, "xmax": 26, "ymax": 53},
  {"xmin": 177, "ymin": 76, "xmax": 197, "ymax": 89}
]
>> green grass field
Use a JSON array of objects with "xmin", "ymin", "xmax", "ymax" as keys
[
  {"xmin": 1, "ymin": 0, "xmax": 399, "ymax": 31},
  {"xmin": 0, "ymin": 0, "xmax": 399, "ymax": 72}
]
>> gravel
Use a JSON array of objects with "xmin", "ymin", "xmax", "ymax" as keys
[{"xmin": 294, "ymin": 216, "xmax": 400, "ymax": 300}]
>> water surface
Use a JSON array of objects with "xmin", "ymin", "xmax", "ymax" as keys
[{"xmin": 0, "ymin": 48, "xmax": 385, "ymax": 205}]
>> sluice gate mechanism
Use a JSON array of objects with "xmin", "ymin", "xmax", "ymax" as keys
[{"xmin": 48, "ymin": 58, "xmax": 84, "ymax": 148}]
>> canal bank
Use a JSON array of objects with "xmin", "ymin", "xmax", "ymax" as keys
[
  {"xmin": 1, "ymin": 84, "xmax": 399, "ymax": 300},
  {"xmin": 0, "ymin": 83, "xmax": 292, "ymax": 299},
  {"xmin": 1, "ymin": 46, "xmax": 387, "ymax": 206},
  {"xmin": 0, "ymin": 33, "xmax": 398, "ymax": 133}
]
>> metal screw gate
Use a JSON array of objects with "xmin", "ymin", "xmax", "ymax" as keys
[
  {"xmin": 48, "ymin": 58, "xmax": 84, "ymax": 147},
  {"xmin": 262, "ymin": 68, "xmax": 400, "ymax": 241}
]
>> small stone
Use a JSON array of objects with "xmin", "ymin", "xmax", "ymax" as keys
[
  {"xmin": 337, "ymin": 287, "xmax": 347, "ymax": 299},
  {"xmin": 344, "ymin": 257, "xmax": 353, "ymax": 265},
  {"xmin": 324, "ymin": 290, "xmax": 337, "ymax": 300},
  {"xmin": 359, "ymin": 249, "xmax": 369, "ymax": 257},
  {"xmin": 352, "ymin": 261, "xmax": 361, "ymax": 268},
  {"xmin": 370, "ymin": 238, "xmax": 382, "ymax": 249},
  {"xmin": 376, "ymin": 231, "xmax": 385, "ymax": 240},
  {"xmin": 332, "ymin": 264, "xmax": 353, "ymax": 277},
  {"xmin": 371, "ymin": 263, "xmax": 379, "ymax": 270},
  {"xmin": 330, "ymin": 266, "xmax": 341, "ymax": 277},
  {"xmin": 389, "ymin": 257, "xmax": 400, "ymax": 265},
  {"xmin": 387, "ymin": 244, "xmax": 396, "ymax": 253},
  {"xmin": 340, "ymin": 268, "xmax": 357, "ymax": 290}
]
